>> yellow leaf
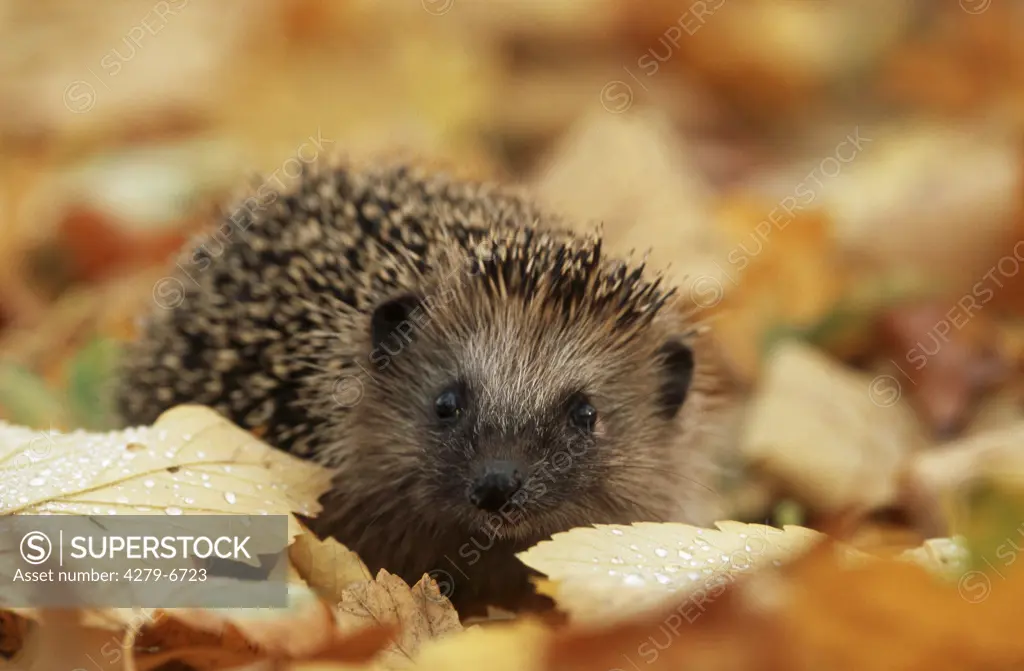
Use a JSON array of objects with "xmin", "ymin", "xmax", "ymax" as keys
[
  {"xmin": 742, "ymin": 340, "xmax": 926, "ymax": 513},
  {"xmin": 0, "ymin": 405, "xmax": 337, "ymax": 666},
  {"xmin": 0, "ymin": 404, "xmax": 333, "ymax": 529},
  {"xmin": 517, "ymin": 521, "xmax": 824, "ymax": 623},
  {"xmin": 290, "ymin": 523, "xmax": 373, "ymax": 604},
  {"xmin": 402, "ymin": 618, "xmax": 549, "ymax": 671},
  {"xmin": 147, "ymin": 582, "xmax": 338, "ymax": 663},
  {"xmin": 336, "ymin": 569, "xmax": 462, "ymax": 668}
]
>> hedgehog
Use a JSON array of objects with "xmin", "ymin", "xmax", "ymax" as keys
[{"xmin": 115, "ymin": 162, "xmax": 736, "ymax": 614}]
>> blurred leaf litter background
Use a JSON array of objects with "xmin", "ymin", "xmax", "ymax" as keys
[{"xmin": 1, "ymin": 0, "xmax": 1024, "ymax": 531}]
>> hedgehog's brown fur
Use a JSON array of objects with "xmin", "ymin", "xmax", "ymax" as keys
[{"xmin": 116, "ymin": 162, "xmax": 735, "ymax": 614}]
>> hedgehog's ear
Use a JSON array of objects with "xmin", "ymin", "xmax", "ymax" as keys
[
  {"xmin": 655, "ymin": 340, "xmax": 694, "ymax": 419},
  {"xmin": 370, "ymin": 293, "xmax": 423, "ymax": 350}
]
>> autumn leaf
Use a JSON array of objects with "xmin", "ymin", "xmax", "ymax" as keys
[
  {"xmin": 0, "ymin": 404, "xmax": 332, "ymax": 526},
  {"xmin": 3, "ymin": 609, "xmax": 131, "ymax": 671},
  {"xmin": 139, "ymin": 583, "xmax": 389, "ymax": 668},
  {"xmin": 0, "ymin": 405, "xmax": 335, "ymax": 666},
  {"xmin": 360, "ymin": 618, "xmax": 551, "ymax": 671},
  {"xmin": 335, "ymin": 569, "xmax": 462, "ymax": 668},
  {"xmin": 742, "ymin": 340, "xmax": 927, "ymax": 514},
  {"xmin": 703, "ymin": 199, "xmax": 847, "ymax": 382},
  {"xmin": 904, "ymin": 420, "xmax": 1024, "ymax": 537},
  {"xmin": 517, "ymin": 520, "xmax": 828, "ymax": 623},
  {"xmin": 531, "ymin": 107, "xmax": 730, "ymax": 295},
  {"xmin": 543, "ymin": 539, "xmax": 1024, "ymax": 671},
  {"xmin": 876, "ymin": 303, "xmax": 1007, "ymax": 438},
  {"xmin": 290, "ymin": 523, "xmax": 373, "ymax": 605}
]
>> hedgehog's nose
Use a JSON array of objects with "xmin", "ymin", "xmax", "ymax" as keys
[{"xmin": 468, "ymin": 461, "xmax": 523, "ymax": 512}]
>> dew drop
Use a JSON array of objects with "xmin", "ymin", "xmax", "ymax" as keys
[
  {"xmin": 654, "ymin": 547, "xmax": 668, "ymax": 558},
  {"xmin": 143, "ymin": 480, "xmax": 155, "ymax": 488},
  {"xmin": 28, "ymin": 477, "xmax": 45, "ymax": 487},
  {"xmin": 623, "ymin": 574, "xmax": 645, "ymax": 587},
  {"xmin": 678, "ymin": 550, "xmax": 692, "ymax": 560},
  {"xmin": 165, "ymin": 506, "xmax": 183, "ymax": 515},
  {"xmin": 610, "ymin": 556, "xmax": 625, "ymax": 565},
  {"xmin": 610, "ymin": 529, "xmax": 624, "ymax": 536},
  {"xmin": 224, "ymin": 492, "xmax": 237, "ymax": 504},
  {"xmin": 654, "ymin": 572, "xmax": 672, "ymax": 585},
  {"xmin": 687, "ymin": 571, "xmax": 700, "ymax": 581}
]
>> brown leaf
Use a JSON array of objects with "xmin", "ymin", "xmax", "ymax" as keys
[
  {"xmin": 707, "ymin": 199, "xmax": 847, "ymax": 382},
  {"xmin": 743, "ymin": 340, "xmax": 927, "ymax": 514},
  {"xmin": 903, "ymin": 420, "xmax": 1024, "ymax": 537},
  {"xmin": 878, "ymin": 302, "xmax": 1010, "ymax": 438},
  {"xmin": 129, "ymin": 590, "xmax": 394, "ymax": 670},
  {"xmin": 289, "ymin": 524, "xmax": 373, "ymax": 605},
  {"xmin": 157, "ymin": 584, "xmax": 339, "ymax": 661},
  {"xmin": 545, "ymin": 539, "xmax": 1024, "ymax": 671},
  {"xmin": 336, "ymin": 569, "xmax": 462, "ymax": 668},
  {"xmin": 8, "ymin": 609, "xmax": 131, "ymax": 671}
]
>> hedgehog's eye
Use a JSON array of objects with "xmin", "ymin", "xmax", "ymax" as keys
[
  {"xmin": 434, "ymin": 386, "xmax": 464, "ymax": 422},
  {"xmin": 568, "ymin": 393, "xmax": 597, "ymax": 432}
]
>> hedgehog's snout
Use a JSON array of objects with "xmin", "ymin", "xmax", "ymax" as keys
[{"xmin": 467, "ymin": 460, "xmax": 524, "ymax": 513}]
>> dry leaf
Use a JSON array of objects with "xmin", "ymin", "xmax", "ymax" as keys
[
  {"xmin": 742, "ymin": 340, "xmax": 926, "ymax": 513},
  {"xmin": 531, "ymin": 108, "xmax": 730, "ymax": 293},
  {"xmin": 389, "ymin": 618, "xmax": 550, "ymax": 671},
  {"xmin": 336, "ymin": 569, "xmax": 462, "ymax": 668},
  {"xmin": 544, "ymin": 539, "xmax": 1024, "ymax": 671},
  {"xmin": 707, "ymin": 199, "xmax": 846, "ymax": 381},
  {"xmin": 151, "ymin": 583, "xmax": 344, "ymax": 664},
  {"xmin": 904, "ymin": 420, "xmax": 1024, "ymax": 536},
  {"xmin": 290, "ymin": 524, "xmax": 373, "ymax": 605},
  {"xmin": 877, "ymin": 302, "xmax": 1009, "ymax": 437},
  {"xmin": 127, "ymin": 584, "xmax": 394, "ymax": 670},
  {"xmin": 129, "ymin": 610, "xmax": 261, "ymax": 671},
  {"xmin": 0, "ymin": 404, "xmax": 332, "ymax": 527},
  {"xmin": 3, "ymin": 609, "xmax": 129, "ymax": 671},
  {"xmin": 0, "ymin": 405, "xmax": 334, "ymax": 666},
  {"xmin": 819, "ymin": 122, "xmax": 1020, "ymax": 291},
  {"xmin": 517, "ymin": 521, "xmax": 826, "ymax": 623}
]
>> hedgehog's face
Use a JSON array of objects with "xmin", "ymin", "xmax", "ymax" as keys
[{"xmin": 361, "ymin": 285, "xmax": 703, "ymax": 543}]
